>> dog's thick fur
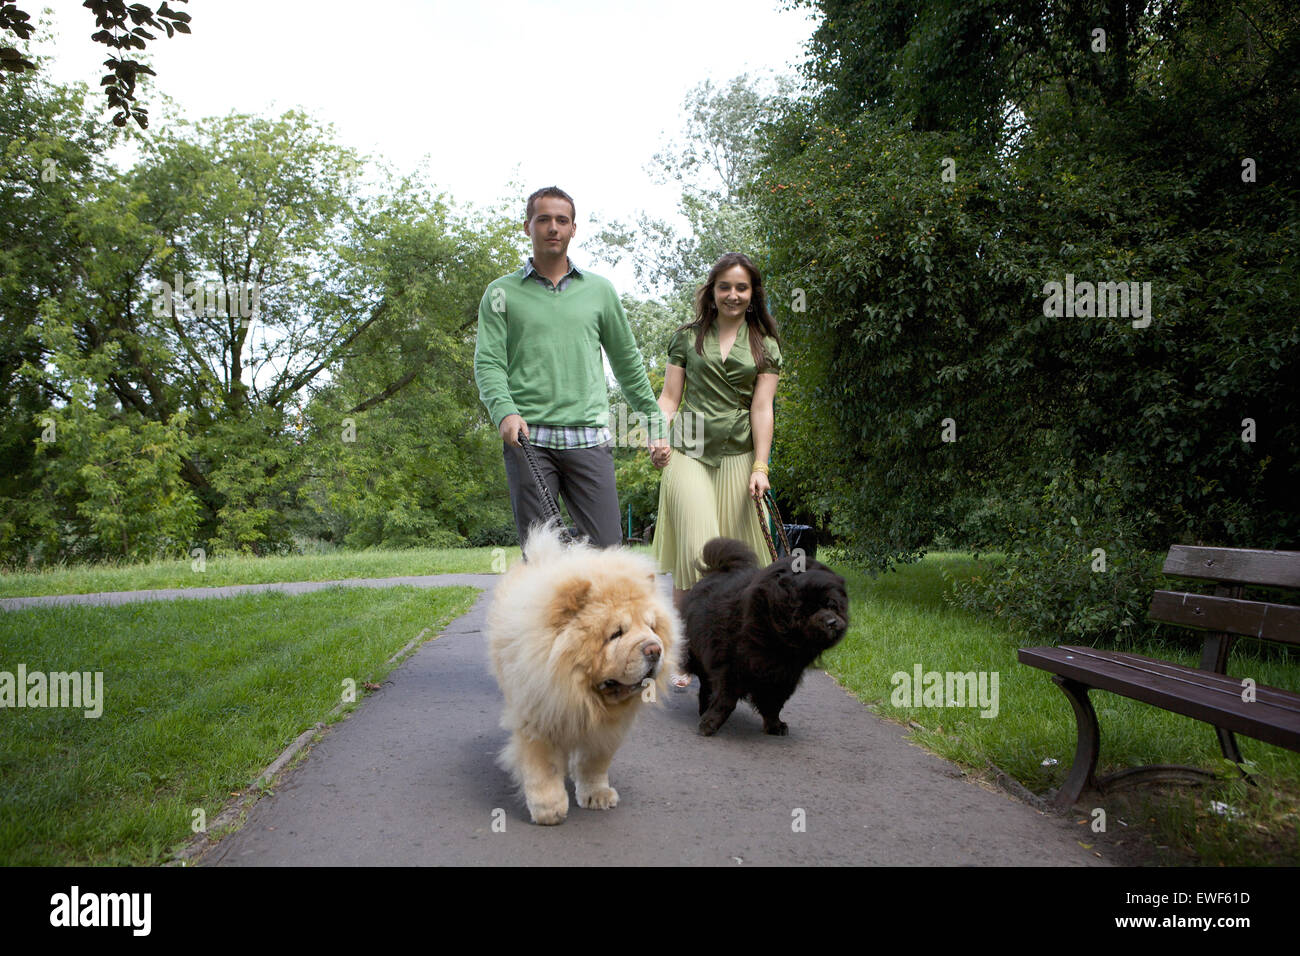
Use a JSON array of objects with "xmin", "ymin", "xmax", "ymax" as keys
[
  {"xmin": 681, "ymin": 537, "xmax": 849, "ymax": 736},
  {"xmin": 487, "ymin": 523, "xmax": 681, "ymax": 825}
]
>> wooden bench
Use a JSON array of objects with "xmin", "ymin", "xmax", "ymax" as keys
[{"xmin": 1018, "ymin": 546, "xmax": 1300, "ymax": 808}]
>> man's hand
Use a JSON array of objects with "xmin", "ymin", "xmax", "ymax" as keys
[
  {"xmin": 500, "ymin": 414, "xmax": 529, "ymax": 447},
  {"xmin": 648, "ymin": 437, "xmax": 671, "ymax": 469}
]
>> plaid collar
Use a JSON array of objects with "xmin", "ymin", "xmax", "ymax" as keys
[{"xmin": 522, "ymin": 257, "xmax": 582, "ymax": 287}]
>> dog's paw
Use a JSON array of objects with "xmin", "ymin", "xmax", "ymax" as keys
[
  {"xmin": 526, "ymin": 791, "xmax": 569, "ymax": 826},
  {"xmin": 763, "ymin": 719, "xmax": 789, "ymax": 736},
  {"xmin": 697, "ymin": 717, "xmax": 721, "ymax": 736},
  {"xmin": 577, "ymin": 785, "xmax": 619, "ymax": 810}
]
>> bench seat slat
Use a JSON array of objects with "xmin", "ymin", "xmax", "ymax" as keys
[
  {"xmin": 1019, "ymin": 645, "xmax": 1300, "ymax": 750},
  {"xmin": 1054, "ymin": 646, "xmax": 1300, "ymax": 709},
  {"xmin": 1148, "ymin": 590, "xmax": 1300, "ymax": 645},
  {"xmin": 1025, "ymin": 646, "xmax": 1300, "ymax": 712}
]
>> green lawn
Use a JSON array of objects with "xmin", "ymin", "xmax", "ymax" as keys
[
  {"xmin": 0, "ymin": 546, "xmax": 518, "ymax": 598},
  {"xmin": 819, "ymin": 551, "xmax": 1300, "ymax": 865},
  {"xmin": 0, "ymin": 585, "xmax": 477, "ymax": 865}
]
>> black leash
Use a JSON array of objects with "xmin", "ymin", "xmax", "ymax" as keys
[{"xmin": 517, "ymin": 432, "xmax": 574, "ymax": 544}]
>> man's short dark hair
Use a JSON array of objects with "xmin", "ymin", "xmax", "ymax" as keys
[{"xmin": 526, "ymin": 186, "xmax": 576, "ymax": 222}]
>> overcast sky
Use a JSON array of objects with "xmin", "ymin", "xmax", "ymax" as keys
[{"xmin": 32, "ymin": 0, "xmax": 818, "ymax": 293}]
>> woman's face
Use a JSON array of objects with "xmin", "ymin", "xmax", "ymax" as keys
[{"xmin": 713, "ymin": 265, "xmax": 753, "ymax": 322}]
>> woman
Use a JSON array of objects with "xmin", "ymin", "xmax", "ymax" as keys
[{"xmin": 651, "ymin": 252, "xmax": 783, "ymax": 637}]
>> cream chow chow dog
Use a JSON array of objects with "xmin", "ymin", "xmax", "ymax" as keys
[{"xmin": 487, "ymin": 523, "xmax": 680, "ymax": 825}]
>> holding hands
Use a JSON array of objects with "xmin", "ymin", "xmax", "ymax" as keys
[{"xmin": 649, "ymin": 437, "xmax": 671, "ymax": 469}]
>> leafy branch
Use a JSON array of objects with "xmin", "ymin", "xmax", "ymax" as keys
[{"xmin": 1, "ymin": 0, "xmax": 191, "ymax": 128}]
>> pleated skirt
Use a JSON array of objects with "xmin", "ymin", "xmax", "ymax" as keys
[{"xmin": 651, "ymin": 449, "xmax": 773, "ymax": 589}]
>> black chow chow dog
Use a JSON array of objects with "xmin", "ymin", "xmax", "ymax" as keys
[{"xmin": 681, "ymin": 537, "xmax": 849, "ymax": 736}]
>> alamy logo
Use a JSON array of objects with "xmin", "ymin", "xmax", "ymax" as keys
[
  {"xmin": 151, "ymin": 272, "xmax": 260, "ymax": 320},
  {"xmin": 611, "ymin": 402, "xmax": 704, "ymax": 457},
  {"xmin": 0, "ymin": 665, "xmax": 103, "ymax": 718},
  {"xmin": 890, "ymin": 665, "xmax": 1000, "ymax": 718},
  {"xmin": 1042, "ymin": 274, "xmax": 1152, "ymax": 328},
  {"xmin": 50, "ymin": 886, "xmax": 150, "ymax": 936}
]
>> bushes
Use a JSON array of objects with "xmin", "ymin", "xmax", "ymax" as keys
[
  {"xmin": 947, "ymin": 463, "xmax": 1168, "ymax": 645},
  {"xmin": 755, "ymin": 2, "xmax": 1300, "ymax": 645}
]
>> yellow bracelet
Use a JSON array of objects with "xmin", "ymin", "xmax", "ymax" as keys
[{"xmin": 752, "ymin": 462, "xmax": 769, "ymax": 475}]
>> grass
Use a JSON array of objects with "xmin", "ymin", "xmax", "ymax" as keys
[
  {"xmin": 0, "ymin": 545, "xmax": 519, "ymax": 599},
  {"xmin": 0, "ymin": 585, "xmax": 477, "ymax": 865},
  {"xmin": 818, "ymin": 551, "xmax": 1300, "ymax": 865}
]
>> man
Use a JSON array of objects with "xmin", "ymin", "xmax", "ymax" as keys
[{"xmin": 474, "ymin": 186, "xmax": 668, "ymax": 549}]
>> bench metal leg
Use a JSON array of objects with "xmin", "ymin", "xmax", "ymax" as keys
[
  {"xmin": 1197, "ymin": 632, "xmax": 1248, "ymax": 768},
  {"xmin": 1050, "ymin": 676, "xmax": 1222, "ymax": 806},
  {"xmin": 1096, "ymin": 765, "xmax": 1216, "ymax": 791},
  {"xmin": 1051, "ymin": 676, "xmax": 1100, "ymax": 809},
  {"xmin": 1214, "ymin": 728, "xmax": 1246, "ymax": 766}
]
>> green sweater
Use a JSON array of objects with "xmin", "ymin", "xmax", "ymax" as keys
[{"xmin": 474, "ymin": 267, "xmax": 666, "ymax": 439}]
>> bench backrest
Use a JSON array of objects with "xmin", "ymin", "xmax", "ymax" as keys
[{"xmin": 1149, "ymin": 547, "xmax": 1300, "ymax": 661}]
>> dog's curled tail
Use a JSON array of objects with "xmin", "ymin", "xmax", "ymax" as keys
[{"xmin": 696, "ymin": 537, "xmax": 759, "ymax": 576}]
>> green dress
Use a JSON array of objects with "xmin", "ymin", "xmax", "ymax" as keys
[{"xmin": 651, "ymin": 321, "xmax": 783, "ymax": 588}]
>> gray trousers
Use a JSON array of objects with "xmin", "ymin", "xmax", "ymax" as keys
[{"xmin": 502, "ymin": 440, "xmax": 622, "ymax": 550}]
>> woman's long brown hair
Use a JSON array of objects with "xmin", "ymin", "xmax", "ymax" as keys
[{"xmin": 681, "ymin": 252, "xmax": 783, "ymax": 373}]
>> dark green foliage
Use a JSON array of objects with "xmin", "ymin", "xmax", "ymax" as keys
[
  {"xmin": 946, "ymin": 466, "xmax": 1169, "ymax": 644},
  {"xmin": 760, "ymin": 0, "xmax": 1300, "ymax": 641},
  {"xmin": 614, "ymin": 450, "xmax": 663, "ymax": 539},
  {"xmin": 609, "ymin": 366, "xmax": 667, "ymax": 537}
]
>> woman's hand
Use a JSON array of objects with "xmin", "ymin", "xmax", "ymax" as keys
[{"xmin": 749, "ymin": 469, "xmax": 770, "ymax": 498}]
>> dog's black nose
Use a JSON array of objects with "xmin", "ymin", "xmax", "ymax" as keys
[{"xmin": 642, "ymin": 642, "xmax": 662, "ymax": 662}]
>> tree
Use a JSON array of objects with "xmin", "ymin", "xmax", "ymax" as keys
[
  {"xmin": 587, "ymin": 73, "xmax": 794, "ymax": 300},
  {"xmin": 2, "ymin": 70, "xmax": 527, "ymax": 561},
  {"xmin": 18, "ymin": 303, "xmax": 199, "ymax": 561},
  {"xmin": 757, "ymin": 0, "xmax": 1300, "ymax": 641},
  {"xmin": 298, "ymin": 184, "xmax": 523, "ymax": 548},
  {"xmin": 0, "ymin": 69, "xmax": 140, "ymax": 560}
]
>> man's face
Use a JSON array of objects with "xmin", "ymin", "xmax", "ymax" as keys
[{"xmin": 524, "ymin": 196, "xmax": 577, "ymax": 261}]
